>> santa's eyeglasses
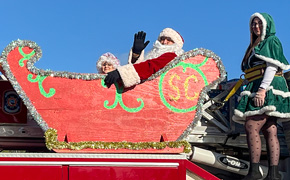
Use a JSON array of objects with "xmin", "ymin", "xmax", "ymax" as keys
[{"xmin": 159, "ymin": 36, "xmax": 174, "ymax": 42}]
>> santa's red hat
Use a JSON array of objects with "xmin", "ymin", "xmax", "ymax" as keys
[{"xmin": 158, "ymin": 28, "xmax": 184, "ymax": 48}]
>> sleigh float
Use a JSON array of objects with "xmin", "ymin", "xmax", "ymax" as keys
[{"xmin": 0, "ymin": 40, "xmax": 225, "ymax": 154}]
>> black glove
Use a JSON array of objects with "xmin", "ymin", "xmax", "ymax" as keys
[
  {"xmin": 132, "ymin": 31, "xmax": 150, "ymax": 54},
  {"xmin": 104, "ymin": 70, "xmax": 121, "ymax": 88}
]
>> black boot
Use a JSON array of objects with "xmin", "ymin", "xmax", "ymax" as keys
[
  {"xmin": 264, "ymin": 165, "xmax": 281, "ymax": 180},
  {"xmin": 242, "ymin": 163, "xmax": 263, "ymax": 180}
]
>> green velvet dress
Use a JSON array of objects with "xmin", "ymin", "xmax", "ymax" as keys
[{"xmin": 233, "ymin": 13, "xmax": 290, "ymax": 124}]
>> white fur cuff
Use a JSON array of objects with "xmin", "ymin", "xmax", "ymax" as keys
[
  {"xmin": 127, "ymin": 49, "xmax": 145, "ymax": 64},
  {"xmin": 117, "ymin": 64, "xmax": 141, "ymax": 88}
]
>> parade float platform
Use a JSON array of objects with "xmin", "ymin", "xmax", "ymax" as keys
[{"xmin": 0, "ymin": 40, "xmax": 225, "ymax": 154}]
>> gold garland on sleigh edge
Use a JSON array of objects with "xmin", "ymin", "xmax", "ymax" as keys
[{"xmin": 45, "ymin": 128, "xmax": 192, "ymax": 153}]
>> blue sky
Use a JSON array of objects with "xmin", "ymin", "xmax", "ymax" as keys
[{"xmin": 1, "ymin": 1, "xmax": 289, "ymax": 80}]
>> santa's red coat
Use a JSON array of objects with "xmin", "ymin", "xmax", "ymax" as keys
[{"xmin": 118, "ymin": 52, "xmax": 177, "ymax": 88}]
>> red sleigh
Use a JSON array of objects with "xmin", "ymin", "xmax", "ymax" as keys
[{"xmin": 0, "ymin": 40, "xmax": 225, "ymax": 153}]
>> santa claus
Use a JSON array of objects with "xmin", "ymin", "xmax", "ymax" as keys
[{"xmin": 105, "ymin": 27, "xmax": 184, "ymax": 88}]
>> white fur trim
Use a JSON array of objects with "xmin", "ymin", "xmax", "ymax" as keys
[
  {"xmin": 250, "ymin": 13, "xmax": 267, "ymax": 41},
  {"xmin": 267, "ymin": 111, "xmax": 290, "ymax": 119},
  {"xmin": 233, "ymin": 105, "xmax": 290, "ymax": 124},
  {"xmin": 240, "ymin": 91, "xmax": 252, "ymax": 97},
  {"xmin": 244, "ymin": 105, "xmax": 276, "ymax": 117},
  {"xmin": 233, "ymin": 109, "xmax": 244, "ymax": 118},
  {"xmin": 238, "ymin": 86, "xmax": 290, "ymax": 99},
  {"xmin": 237, "ymin": 91, "xmax": 252, "ymax": 102},
  {"xmin": 127, "ymin": 49, "xmax": 144, "ymax": 64},
  {"xmin": 255, "ymin": 54, "xmax": 290, "ymax": 70},
  {"xmin": 117, "ymin": 64, "xmax": 140, "ymax": 88},
  {"xmin": 272, "ymin": 88, "xmax": 290, "ymax": 98},
  {"xmin": 232, "ymin": 106, "xmax": 275, "ymax": 123},
  {"xmin": 158, "ymin": 28, "xmax": 184, "ymax": 48}
]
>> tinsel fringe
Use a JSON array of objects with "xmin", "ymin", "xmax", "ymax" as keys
[{"xmin": 45, "ymin": 128, "xmax": 192, "ymax": 153}]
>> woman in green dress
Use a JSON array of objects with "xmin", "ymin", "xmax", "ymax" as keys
[{"xmin": 232, "ymin": 12, "xmax": 290, "ymax": 180}]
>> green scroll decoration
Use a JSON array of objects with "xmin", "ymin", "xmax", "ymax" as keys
[
  {"xmin": 18, "ymin": 47, "xmax": 55, "ymax": 98},
  {"xmin": 159, "ymin": 57, "xmax": 209, "ymax": 113},
  {"xmin": 101, "ymin": 80, "xmax": 144, "ymax": 113},
  {"xmin": 45, "ymin": 128, "xmax": 192, "ymax": 153},
  {"xmin": 27, "ymin": 74, "xmax": 56, "ymax": 98},
  {"xmin": 18, "ymin": 47, "xmax": 35, "ymax": 67}
]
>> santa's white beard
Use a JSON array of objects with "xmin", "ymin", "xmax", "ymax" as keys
[{"xmin": 144, "ymin": 40, "xmax": 184, "ymax": 61}]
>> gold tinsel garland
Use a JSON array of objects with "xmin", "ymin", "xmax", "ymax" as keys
[{"xmin": 45, "ymin": 128, "xmax": 192, "ymax": 153}]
